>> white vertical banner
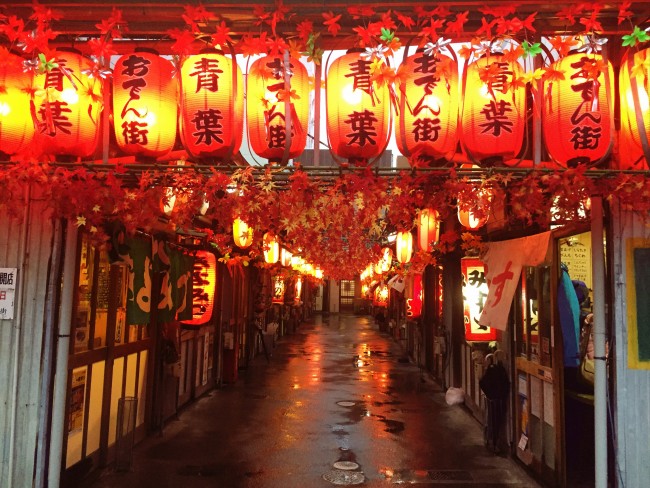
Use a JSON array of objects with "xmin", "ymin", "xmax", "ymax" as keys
[
  {"xmin": 478, "ymin": 232, "xmax": 551, "ymax": 330},
  {"xmin": 0, "ymin": 268, "xmax": 17, "ymax": 320}
]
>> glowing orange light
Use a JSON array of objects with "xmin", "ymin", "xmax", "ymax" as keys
[
  {"xmin": 181, "ymin": 251, "xmax": 217, "ymax": 326},
  {"xmin": 0, "ymin": 52, "xmax": 34, "ymax": 155},
  {"xmin": 461, "ymin": 258, "xmax": 497, "ymax": 341},
  {"xmin": 417, "ymin": 208, "xmax": 440, "ymax": 251},
  {"xmin": 395, "ymin": 231, "xmax": 413, "ymax": 264},
  {"xmin": 263, "ymin": 232, "xmax": 280, "ymax": 264},
  {"xmin": 619, "ymin": 48, "xmax": 650, "ymax": 170},
  {"xmin": 233, "ymin": 217, "xmax": 253, "ymax": 248}
]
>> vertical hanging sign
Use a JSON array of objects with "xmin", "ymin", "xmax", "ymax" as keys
[
  {"xmin": 0, "ymin": 268, "xmax": 17, "ymax": 320},
  {"xmin": 461, "ymin": 258, "xmax": 497, "ymax": 341}
]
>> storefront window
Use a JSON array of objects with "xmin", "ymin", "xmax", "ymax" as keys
[{"xmin": 518, "ymin": 266, "xmax": 552, "ymax": 366}]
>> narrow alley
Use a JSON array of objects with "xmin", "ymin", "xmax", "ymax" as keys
[{"xmin": 88, "ymin": 314, "xmax": 540, "ymax": 488}]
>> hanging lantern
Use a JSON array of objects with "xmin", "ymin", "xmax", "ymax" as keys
[
  {"xmin": 247, "ymin": 55, "xmax": 310, "ymax": 164},
  {"xmin": 417, "ymin": 208, "xmax": 440, "ymax": 251},
  {"xmin": 294, "ymin": 277, "xmax": 303, "ymax": 304},
  {"xmin": 396, "ymin": 49, "xmax": 458, "ymax": 165},
  {"xmin": 619, "ymin": 48, "xmax": 650, "ymax": 170},
  {"xmin": 395, "ymin": 231, "xmax": 413, "ymax": 264},
  {"xmin": 326, "ymin": 50, "xmax": 390, "ymax": 165},
  {"xmin": 461, "ymin": 258, "xmax": 497, "ymax": 342},
  {"xmin": 379, "ymin": 247, "xmax": 393, "ymax": 273},
  {"xmin": 406, "ymin": 274, "xmax": 423, "ymax": 319},
  {"xmin": 113, "ymin": 49, "xmax": 177, "ymax": 158},
  {"xmin": 280, "ymin": 248, "xmax": 292, "ymax": 267},
  {"xmin": 32, "ymin": 48, "xmax": 102, "ymax": 157},
  {"xmin": 460, "ymin": 54, "xmax": 525, "ymax": 165},
  {"xmin": 263, "ymin": 232, "xmax": 280, "ymax": 264},
  {"xmin": 458, "ymin": 188, "xmax": 493, "ymax": 230},
  {"xmin": 543, "ymin": 51, "xmax": 614, "ymax": 167},
  {"xmin": 0, "ymin": 52, "xmax": 34, "ymax": 155},
  {"xmin": 180, "ymin": 49, "xmax": 243, "ymax": 160},
  {"xmin": 181, "ymin": 251, "xmax": 217, "ymax": 326},
  {"xmin": 375, "ymin": 283, "xmax": 389, "ymax": 307},
  {"xmin": 232, "ymin": 217, "xmax": 253, "ymax": 248}
]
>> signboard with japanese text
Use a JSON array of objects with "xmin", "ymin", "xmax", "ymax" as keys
[
  {"xmin": 461, "ymin": 258, "xmax": 497, "ymax": 341},
  {"xmin": 0, "ymin": 268, "xmax": 17, "ymax": 320}
]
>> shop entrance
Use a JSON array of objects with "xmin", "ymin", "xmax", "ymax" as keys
[{"xmin": 339, "ymin": 279, "xmax": 356, "ymax": 312}]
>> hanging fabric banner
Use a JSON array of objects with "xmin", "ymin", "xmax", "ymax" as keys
[
  {"xmin": 153, "ymin": 237, "xmax": 194, "ymax": 323},
  {"xmin": 121, "ymin": 237, "xmax": 152, "ymax": 325},
  {"xmin": 478, "ymin": 232, "xmax": 551, "ymax": 330}
]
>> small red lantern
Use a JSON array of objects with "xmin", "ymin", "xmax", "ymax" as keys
[
  {"xmin": 458, "ymin": 189, "xmax": 493, "ymax": 230},
  {"xmin": 461, "ymin": 258, "xmax": 497, "ymax": 342},
  {"xmin": 272, "ymin": 275, "xmax": 286, "ymax": 303},
  {"xmin": 263, "ymin": 232, "xmax": 280, "ymax": 264},
  {"xmin": 32, "ymin": 48, "xmax": 102, "ymax": 157},
  {"xmin": 406, "ymin": 274, "xmax": 423, "ymax": 319},
  {"xmin": 396, "ymin": 49, "xmax": 458, "ymax": 164},
  {"xmin": 326, "ymin": 50, "xmax": 390, "ymax": 165},
  {"xmin": 113, "ymin": 50, "xmax": 177, "ymax": 158},
  {"xmin": 395, "ymin": 231, "xmax": 413, "ymax": 264},
  {"xmin": 0, "ymin": 52, "xmax": 34, "ymax": 155},
  {"xmin": 180, "ymin": 50, "xmax": 243, "ymax": 160},
  {"xmin": 181, "ymin": 251, "xmax": 217, "ymax": 326},
  {"xmin": 232, "ymin": 217, "xmax": 253, "ymax": 248},
  {"xmin": 417, "ymin": 208, "xmax": 440, "ymax": 251},
  {"xmin": 280, "ymin": 248, "xmax": 292, "ymax": 267},
  {"xmin": 619, "ymin": 48, "xmax": 650, "ymax": 170},
  {"xmin": 543, "ymin": 52, "xmax": 614, "ymax": 167},
  {"xmin": 460, "ymin": 55, "xmax": 525, "ymax": 165},
  {"xmin": 247, "ymin": 55, "xmax": 310, "ymax": 163}
]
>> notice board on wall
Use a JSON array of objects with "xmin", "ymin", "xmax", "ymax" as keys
[{"xmin": 627, "ymin": 240, "xmax": 650, "ymax": 369}]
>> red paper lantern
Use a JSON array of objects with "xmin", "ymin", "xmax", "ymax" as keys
[
  {"xmin": 457, "ymin": 190, "xmax": 493, "ymax": 230},
  {"xmin": 396, "ymin": 231, "xmax": 413, "ymax": 264},
  {"xmin": 232, "ymin": 217, "xmax": 253, "ymax": 248},
  {"xmin": 0, "ymin": 52, "xmax": 34, "ymax": 155},
  {"xmin": 543, "ymin": 52, "xmax": 614, "ymax": 167},
  {"xmin": 619, "ymin": 48, "xmax": 650, "ymax": 170},
  {"xmin": 181, "ymin": 251, "xmax": 217, "ymax": 326},
  {"xmin": 113, "ymin": 50, "xmax": 177, "ymax": 158},
  {"xmin": 460, "ymin": 55, "xmax": 525, "ymax": 164},
  {"xmin": 406, "ymin": 274, "xmax": 423, "ymax": 319},
  {"xmin": 461, "ymin": 258, "xmax": 497, "ymax": 342},
  {"xmin": 280, "ymin": 248, "xmax": 292, "ymax": 267},
  {"xmin": 180, "ymin": 50, "xmax": 243, "ymax": 160},
  {"xmin": 326, "ymin": 50, "xmax": 390, "ymax": 165},
  {"xmin": 247, "ymin": 55, "xmax": 310, "ymax": 163},
  {"xmin": 32, "ymin": 48, "xmax": 102, "ymax": 157},
  {"xmin": 396, "ymin": 50, "xmax": 458, "ymax": 164},
  {"xmin": 417, "ymin": 208, "xmax": 440, "ymax": 251},
  {"xmin": 272, "ymin": 275, "xmax": 286, "ymax": 303}
]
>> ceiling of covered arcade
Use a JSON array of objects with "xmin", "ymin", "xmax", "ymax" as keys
[{"xmin": 2, "ymin": 1, "xmax": 650, "ymax": 280}]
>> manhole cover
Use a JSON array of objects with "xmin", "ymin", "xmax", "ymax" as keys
[
  {"xmin": 336, "ymin": 401, "xmax": 356, "ymax": 407},
  {"xmin": 323, "ymin": 470, "xmax": 365, "ymax": 485},
  {"xmin": 333, "ymin": 461, "xmax": 359, "ymax": 470}
]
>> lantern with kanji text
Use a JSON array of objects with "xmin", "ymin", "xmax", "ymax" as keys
[
  {"xmin": 417, "ymin": 208, "xmax": 440, "ymax": 251},
  {"xmin": 32, "ymin": 48, "xmax": 102, "ymax": 157},
  {"xmin": 406, "ymin": 274, "xmax": 423, "ymax": 319},
  {"xmin": 180, "ymin": 50, "xmax": 243, "ymax": 160},
  {"xmin": 0, "ymin": 52, "xmax": 34, "ymax": 155},
  {"xmin": 396, "ymin": 230, "xmax": 413, "ymax": 264},
  {"xmin": 113, "ymin": 49, "xmax": 177, "ymax": 158},
  {"xmin": 460, "ymin": 54, "xmax": 525, "ymax": 165},
  {"xmin": 619, "ymin": 48, "xmax": 650, "ymax": 170},
  {"xmin": 396, "ymin": 49, "xmax": 458, "ymax": 165},
  {"xmin": 280, "ymin": 247, "xmax": 292, "ymax": 267},
  {"xmin": 326, "ymin": 50, "xmax": 390, "ymax": 165},
  {"xmin": 457, "ymin": 189, "xmax": 493, "ymax": 230},
  {"xmin": 247, "ymin": 55, "xmax": 310, "ymax": 164},
  {"xmin": 272, "ymin": 275, "xmax": 285, "ymax": 303},
  {"xmin": 232, "ymin": 217, "xmax": 253, "ymax": 248},
  {"xmin": 543, "ymin": 52, "xmax": 614, "ymax": 167},
  {"xmin": 181, "ymin": 251, "xmax": 217, "ymax": 326}
]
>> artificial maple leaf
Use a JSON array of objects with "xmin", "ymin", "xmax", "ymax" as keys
[
  {"xmin": 548, "ymin": 35, "xmax": 580, "ymax": 57},
  {"xmin": 380, "ymin": 11, "xmax": 397, "ymax": 31},
  {"xmin": 622, "ymin": 26, "xmax": 650, "ymax": 47},
  {"xmin": 496, "ymin": 17, "xmax": 523, "ymax": 36},
  {"xmin": 395, "ymin": 11, "xmax": 416, "ymax": 31},
  {"xmin": 542, "ymin": 65, "xmax": 566, "ymax": 83},
  {"xmin": 296, "ymin": 20, "xmax": 313, "ymax": 43},
  {"xmin": 322, "ymin": 11, "xmax": 342, "ymax": 37},
  {"xmin": 476, "ymin": 17, "xmax": 496, "ymax": 39},
  {"xmin": 167, "ymin": 28, "xmax": 197, "ymax": 55},
  {"xmin": 580, "ymin": 13, "xmax": 603, "ymax": 33},
  {"xmin": 479, "ymin": 6, "xmax": 516, "ymax": 17},
  {"xmin": 253, "ymin": 5, "xmax": 270, "ymax": 26},
  {"xmin": 239, "ymin": 33, "xmax": 268, "ymax": 57},
  {"xmin": 503, "ymin": 45, "xmax": 525, "ymax": 63},
  {"xmin": 618, "ymin": 1, "xmax": 633, "ymax": 25},
  {"xmin": 445, "ymin": 11, "xmax": 469, "ymax": 37},
  {"xmin": 352, "ymin": 25, "xmax": 376, "ymax": 47},
  {"xmin": 630, "ymin": 54, "xmax": 650, "ymax": 79},
  {"xmin": 419, "ymin": 18, "xmax": 445, "ymax": 40},
  {"xmin": 266, "ymin": 36, "xmax": 289, "ymax": 57},
  {"xmin": 522, "ymin": 68, "xmax": 545, "ymax": 85},
  {"xmin": 371, "ymin": 65, "xmax": 396, "ymax": 88},
  {"xmin": 432, "ymin": 6, "xmax": 452, "ymax": 17},
  {"xmin": 287, "ymin": 39, "xmax": 302, "ymax": 60},
  {"xmin": 458, "ymin": 44, "xmax": 476, "ymax": 60},
  {"xmin": 413, "ymin": 6, "xmax": 437, "ymax": 20},
  {"xmin": 19, "ymin": 28, "xmax": 58, "ymax": 54},
  {"xmin": 211, "ymin": 21, "xmax": 233, "ymax": 47},
  {"xmin": 182, "ymin": 5, "xmax": 216, "ymax": 33},
  {"xmin": 30, "ymin": 4, "xmax": 63, "ymax": 26},
  {"xmin": 1, "ymin": 16, "xmax": 25, "ymax": 42}
]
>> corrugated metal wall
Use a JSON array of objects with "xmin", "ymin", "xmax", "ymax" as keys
[
  {"xmin": 0, "ymin": 194, "xmax": 56, "ymax": 488},
  {"xmin": 611, "ymin": 201, "xmax": 650, "ymax": 488}
]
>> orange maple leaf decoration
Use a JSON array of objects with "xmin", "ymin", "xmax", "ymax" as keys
[
  {"xmin": 548, "ymin": 35, "xmax": 580, "ymax": 57},
  {"xmin": 322, "ymin": 11, "xmax": 342, "ymax": 36}
]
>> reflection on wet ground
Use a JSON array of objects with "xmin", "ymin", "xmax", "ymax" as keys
[{"xmin": 90, "ymin": 313, "xmax": 541, "ymax": 488}]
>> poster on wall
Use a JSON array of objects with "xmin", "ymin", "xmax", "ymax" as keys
[
  {"xmin": 0, "ymin": 268, "xmax": 17, "ymax": 320},
  {"xmin": 68, "ymin": 367, "xmax": 87, "ymax": 433},
  {"xmin": 461, "ymin": 258, "xmax": 497, "ymax": 342},
  {"xmin": 627, "ymin": 241, "xmax": 650, "ymax": 369}
]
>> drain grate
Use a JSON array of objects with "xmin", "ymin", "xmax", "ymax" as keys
[
  {"xmin": 323, "ymin": 469, "xmax": 365, "ymax": 485},
  {"xmin": 333, "ymin": 461, "xmax": 359, "ymax": 470},
  {"xmin": 427, "ymin": 470, "xmax": 473, "ymax": 481}
]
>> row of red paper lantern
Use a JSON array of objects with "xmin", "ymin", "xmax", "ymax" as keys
[{"xmin": 1, "ymin": 47, "xmax": 647, "ymax": 169}]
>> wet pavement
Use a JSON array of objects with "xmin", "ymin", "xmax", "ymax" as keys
[{"xmin": 88, "ymin": 314, "xmax": 541, "ymax": 488}]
